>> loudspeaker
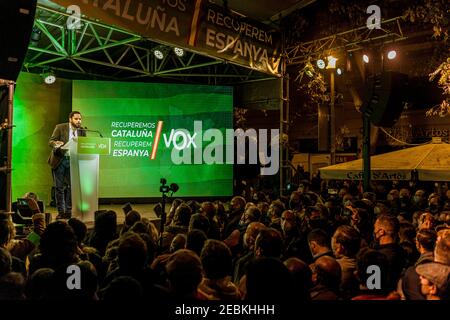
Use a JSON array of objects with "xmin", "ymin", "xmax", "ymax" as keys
[
  {"xmin": 361, "ymin": 71, "xmax": 409, "ymax": 127},
  {"xmin": 0, "ymin": 0, "xmax": 38, "ymax": 81}
]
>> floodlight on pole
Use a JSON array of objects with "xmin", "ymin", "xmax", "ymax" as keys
[{"xmin": 326, "ymin": 55, "xmax": 337, "ymax": 69}]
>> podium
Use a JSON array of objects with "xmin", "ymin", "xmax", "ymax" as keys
[{"xmin": 62, "ymin": 137, "xmax": 110, "ymax": 223}]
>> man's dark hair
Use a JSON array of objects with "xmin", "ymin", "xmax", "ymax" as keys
[
  {"xmin": 170, "ymin": 234, "xmax": 187, "ymax": 253},
  {"xmin": 416, "ymin": 229, "xmax": 437, "ymax": 252},
  {"xmin": 189, "ymin": 213, "xmax": 210, "ymax": 234},
  {"xmin": 125, "ymin": 210, "xmax": 141, "ymax": 227},
  {"xmin": 399, "ymin": 223, "xmax": 416, "ymax": 243},
  {"xmin": 138, "ymin": 232, "xmax": 157, "ymax": 264},
  {"xmin": 200, "ymin": 240, "xmax": 232, "ymax": 280},
  {"xmin": 130, "ymin": 221, "xmax": 149, "ymax": 235},
  {"xmin": 186, "ymin": 229, "xmax": 207, "ymax": 257},
  {"xmin": 174, "ymin": 204, "xmax": 192, "ymax": 226},
  {"xmin": 307, "ymin": 228, "xmax": 330, "ymax": 248},
  {"xmin": 254, "ymin": 227, "xmax": 283, "ymax": 258},
  {"xmin": 26, "ymin": 268, "xmax": 54, "ymax": 300},
  {"xmin": 356, "ymin": 248, "xmax": 390, "ymax": 293},
  {"xmin": 118, "ymin": 233, "xmax": 147, "ymax": 271},
  {"xmin": 270, "ymin": 200, "xmax": 285, "ymax": 218},
  {"xmin": 0, "ymin": 272, "xmax": 25, "ymax": 300},
  {"xmin": 245, "ymin": 257, "xmax": 293, "ymax": 302},
  {"xmin": 39, "ymin": 221, "xmax": 78, "ymax": 262},
  {"xmin": 69, "ymin": 111, "xmax": 81, "ymax": 119},
  {"xmin": 68, "ymin": 218, "xmax": 87, "ymax": 245},
  {"xmin": 333, "ymin": 225, "xmax": 361, "ymax": 257},
  {"xmin": 245, "ymin": 207, "xmax": 262, "ymax": 223},
  {"xmin": 284, "ymin": 257, "xmax": 312, "ymax": 301},
  {"xmin": 166, "ymin": 249, "xmax": 203, "ymax": 297},
  {"xmin": 89, "ymin": 210, "xmax": 118, "ymax": 256},
  {"xmin": 376, "ymin": 214, "xmax": 400, "ymax": 237}
]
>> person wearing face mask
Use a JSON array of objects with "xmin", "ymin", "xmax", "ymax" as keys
[
  {"xmin": 281, "ymin": 210, "xmax": 311, "ymax": 263},
  {"xmin": 232, "ymin": 222, "xmax": 265, "ymax": 284},
  {"xmin": 399, "ymin": 188, "xmax": 412, "ymax": 216},
  {"xmin": 289, "ymin": 191, "xmax": 303, "ymax": 212},
  {"xmin": 341, "ymin": 193, "xmax": 353, "ymax": 208},
  {"xmin": 373, "ymin": 214, "xmax": 407, "ymax": 292},
  {"xmin": 387, "ymin": 189, "xmax": 401, "ymax": 215},
  {"xmin": 428, "ymin": 195, "xmax": 441, "ymax": 215},
  {"xmin": 411, "ymin": 190, "xmax": 428, "ymax": 212}
]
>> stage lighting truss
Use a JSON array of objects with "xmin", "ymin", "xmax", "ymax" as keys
[{"xmin": 286, "ymin": 16, "xmax": 407, "ymax": 67}]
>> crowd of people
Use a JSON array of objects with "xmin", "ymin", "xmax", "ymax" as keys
[{"xmin": 0, "ymin": 179, "xmax": 449, "ymax": 302}]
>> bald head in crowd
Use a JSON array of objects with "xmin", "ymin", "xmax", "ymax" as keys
[{"xmin": 312, "ymin": 256, "xmax": 342, "ymax": 292}]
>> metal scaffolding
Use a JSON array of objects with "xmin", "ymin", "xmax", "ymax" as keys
[
  {"xmin": 24, "ymin": 4, "xmax": 272, "ymax": 85},
  {"xmin": 285, "ymin": 16, "xmax": 407, "ymax": 66}
]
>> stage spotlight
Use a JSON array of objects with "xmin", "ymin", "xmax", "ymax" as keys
[
  {"xmin": 317, "ymin": 59, "xmax": 326, "ymax": 69},
  {"xmin": 326, "ymin": 55, "xmax": 337, "ymax": 69},
  {"xmin": 152, "ymin": 45, "xmax": 169, "ymax": 60},
  {"xmin": 154, "ymin": 48, "xmax": 164, "ymax": 60},
  {"xmin": 173, "ymin": 47, "xmax": 185, "ymax": 57},
  {"xmin": 387, "ymin": 50, "xmax": 397, "ymax": 60},
  {"xmin": 336, "ymin": 68, "xmax": 342, "ymax": 75},
  {"xmin": 41, "ymin": 70, "xmax": 56, "ymax": 85},
  {"xmin": 363, "ymin": 54, "xmax": 370, "ymax": 63}
]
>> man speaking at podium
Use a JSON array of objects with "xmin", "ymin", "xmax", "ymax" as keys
[{"xmin": 48, "ymin": 111, "xmax": 85, "ymax": 219}]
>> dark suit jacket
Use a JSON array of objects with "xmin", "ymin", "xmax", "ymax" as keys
[{"xmin": 47, "ymin": 123, "xmax": 86, "ymax": 169}]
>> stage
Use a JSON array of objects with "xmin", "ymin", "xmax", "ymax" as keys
[{"xmin": 45, "ymin": 203, "xmax": 161, "ymax": 229}]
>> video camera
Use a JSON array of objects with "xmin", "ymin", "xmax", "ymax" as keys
[{"xmin": 159, "ymin": 178, "xmax": 179, "ymax": 194}]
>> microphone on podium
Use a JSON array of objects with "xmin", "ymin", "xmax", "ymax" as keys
[{"xmin": 79, "ymin": 126, "xmax": 104, "ymax": 138}]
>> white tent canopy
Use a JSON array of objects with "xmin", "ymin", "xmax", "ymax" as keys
[{"xmin": 319, "ymin": 143, "xmax": 450, "ymax": 181}]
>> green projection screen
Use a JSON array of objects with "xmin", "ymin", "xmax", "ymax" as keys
[
  {"xmin": 12, "ymin": 73, "xmax": 72, "ymax": 203},
  {"xmin": 73, "ymin": 81, "xmax": 233, "ymax": 198}
]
